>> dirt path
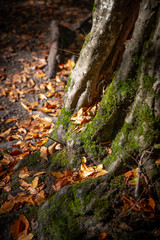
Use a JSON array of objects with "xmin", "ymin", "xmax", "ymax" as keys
[
  {"xmin": 0, "ymin": 0, "xmax": 93, "ymax": 154},
  {"xmin": 0, "ymin": 2, "xmax": 93, "ymax": 238}
]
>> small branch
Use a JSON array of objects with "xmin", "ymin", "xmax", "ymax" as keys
[
  {"xmin": 47, "ymin": 136, "xmax": 66, "ymax": 146},
  {"xmin": 51, "ymin": 47, "xmax": 79, "ymax": 56}
]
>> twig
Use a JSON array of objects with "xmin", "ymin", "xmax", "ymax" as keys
[
  {"xmin": 51, "ymin": 47, "xmax": 79, "ymax": 56},
  {"xmin": 47, "ymin": 136, "xmax": 66, "ymax": 146}
]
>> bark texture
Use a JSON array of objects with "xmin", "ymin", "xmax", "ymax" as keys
[
  {"xmin": 64, "ymin": 0, "xmax": 141, "ymax": 111},
  {"xmin": 39, "ymin": 0, "xmax": 160, "ymax": 239}
]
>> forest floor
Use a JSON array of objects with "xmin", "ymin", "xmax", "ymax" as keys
[
  {"xmin": 0, "ymin": 0, "xmax": 93, "ymax": 239},
  {"xmin": 0, "ymin": 1, "xmax": 160, "ymax": 240}
]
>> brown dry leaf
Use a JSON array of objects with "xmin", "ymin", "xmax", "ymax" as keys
[
  {"xmin": 148, "ymin": 197, "xmax": 155, "ymax": 212},
  {"xmin": 40, "ymin": 146, "xmax": 48, "ymax": 161},
  {"xmin": 10, "ymin": 214, "xmax": 29, "ymax": 240},
  {"xmin": 155, "ymin": 158, "xmax": 160, "ymax": 164},
  {"xmin": 33, "ymin": 171, "xmax": 46, "ymax": 177},
  {"xmin": 50, "ymin": 171, "xmax": 65, "ymax": 178},
  {"xmin": 3, "ymin": 185, "xmax": 12, "ymax": 192},
  {"xmin": 34, "ymin": 190, "xmax": 46, "ymax": 205},
  {"xmin": 48, "ymin": 142, "xmax": 58, "ymax": 155},
  {"xmin": 5, "ymin": 117, "xmax": 18, "ymax": 123},
  {"xmin": 45, "ymin": 82, "xmax": 55, "ymax": 91},
  {"xmin": 28, "ymin": 101, "xmax": 38, "ymax": 110},
  {"xmin": 27, "ymin": 187, "xmax": 38, "ymax": 195},
  {"xmin": 0, "ymin": 200, "xmax": 15, "ymax": 214},
  {"xmin": 52, "ymin": 161, "xmax": 108, "ymax": 191},
  {"xmin": 0, "ymin": 181, "xmax": 5, "ymax": 189},
  {"xmin": 17, "ymin": 233, "xmax": 34, "ymax": 240},
  {"xmin": 0, "ymin": 105, "xmax": 5, "ymax": 110},
  {"xmin": 36, "ymin": 71, "xmax": 46, "ymax": 79},
  {"xmin": 98, "ymin": 232, "xmax": 107, "ymax": 240},
  {"xmin": 0, "ymin": 128, "xmax": 12, "ymax": 138},
  {"xmin": 19, "ymin": 179, "xmax": 31, "ymax": 188},
  {"xmin": 14, "ymin": 193, "xmax": 35, "ymax": 205},
  {"xmin": 38, "ymin": 107, "xmax": 53, "ymax": 113},
  {"xmin": 21, "ymin": 102, "xmax": 32, "ymax": 112},
  {"xmin": 123, "ymin": 168, "xmax": 138, "ymax": 185},
  {"xmin": 19, "ymin": 167, "xmax": 32, "ymax": 179}
]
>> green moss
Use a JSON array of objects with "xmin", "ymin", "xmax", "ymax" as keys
[
  {"xmin": 80, "ymin": 32, "xmax": 90, "ymax": 55},
  {"xmin": 25, "ymin": 205, "xmax": 39, "ymax": 220},
  {"xmin": 49, "ymin": 149, "xmax": 70, "ymax": 170},
  {"xmin": 104, "ymin": 99, "xmax": 159, "ymax": 168},
  {"xmin": 26, "ymin": 150, "xmax": 40, "ymax": 168},
  {"xmin": 51, "ymin": 106, "xmax": 73, "ymax": 140},
  {"xmin": 92, "ymin": 1, "xmax": 97, "ymax": 16}
]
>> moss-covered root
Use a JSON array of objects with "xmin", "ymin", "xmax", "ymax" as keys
[{"xmin": 38, "ymin": 177, "xmax": 123, "ymax": 240}]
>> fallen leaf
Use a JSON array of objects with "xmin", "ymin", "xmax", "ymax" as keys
[
  {"xmin": 98, "ymin": 232, "xmax": 107, "ymax": 240},
  {"xmin": 10, "ymin": 214, "xmax": 29, "ymax": 240},
  {"xmin": 0, "ymin": 128, "xmax": 12, "ymax": 137},
  {"xmin": 40, "ymin": 146, "xmax": 48, "ymax": 161},
  {"xmin": 3, "ymin": 185, "xmax": 12, "ymax": 192},
  {"xmin": 48, "ymin": 142, "xmax": 58, "ymax": 155},
  {"xmin": 31, "ymin": 177, "xmax": 39, "ymax": 189},
  {"xmin": 0, "ymin": 200, "xmax": 15, "ymax": 214},
  {"xmin": 5, "ymin": 117, "xmax": 18, "ymax": 123},
  {"xmin": 17, "ymin": 233, "xmax": 34, "ymax": 240},
  {"xmin": 34, "ymin": 190, "xmax": 46, "ymax": 205},
  {"xmin": 19, "ymin": 167, "xmax": 32, "ymax": 179}
]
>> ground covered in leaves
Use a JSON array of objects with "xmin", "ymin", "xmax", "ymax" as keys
[{"xmin": 0, "ymin": 0, "xmax": 160, "ymax": 240}]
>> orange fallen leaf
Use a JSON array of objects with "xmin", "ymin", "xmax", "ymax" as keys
[
  {"xmin": 98, "ymin": 232, "xmax": 107, "ymax": 240},
  {"xmin": 19, "ymin": 167, "xmax": 32, "ymax": 179},
  {"xmin": 0, "ymin": 128, "xmax": 12, "ymax": 137},
  {"xmin": 5, "ymin": 117, "xmax": 18, "ymax": 123},
  {"xmin": 17, "ymin": 233, "xmax": 34, "ymax": 240},
  {"xmin": 34, "ymin": 190, "xmax": 46, "ymax": 205},
  {"xmin": 0, "ymin": 200, "xmax": 15, "ymax": 214},
  {"xmin": 52, "ymin": 161, "xmax": 108, "ymax": 191},
  {"xmin": 33, "ymin": 171, "xmax": 46, "ymax": 177},
  {"xmin": 21, "ymin": 102, "xmax": 32, "ymax": 112},
  {"xmin": 10, "ymin": 214, "xmax": 29, "ymax": 240},
  {"xmin": 155, "ymin": 158, "xmax": 160, "ymax": 164},
  {"xmin": 19, "ymin": 179, "xmax": 31, "ymax": 188}
]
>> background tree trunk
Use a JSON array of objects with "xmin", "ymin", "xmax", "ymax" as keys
[{"xmin": 39, "ymin": 0, "xmax": 160, "ymax": 239}]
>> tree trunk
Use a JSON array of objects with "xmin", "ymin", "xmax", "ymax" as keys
[{"xmin": 38, "ymin": 0, "xmax": 160, "ymax": 239}]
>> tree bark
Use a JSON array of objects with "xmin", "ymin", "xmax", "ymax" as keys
[
  {"xmin": 39, "ymin": 0, "xmax": 160, "ymax": 239},
  {"xmin": 64, "ymin": 0, "xmax": 141, "ymax": 111}
]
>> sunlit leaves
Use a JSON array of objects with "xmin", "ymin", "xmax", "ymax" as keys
[{"xmin": 51, "ymin": 160, "xmax": 108, "ymax": 191}]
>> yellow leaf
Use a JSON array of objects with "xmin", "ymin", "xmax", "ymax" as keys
[{"xmin": 31, "ymin": 177, "xmax": 39, "ymax": 189}]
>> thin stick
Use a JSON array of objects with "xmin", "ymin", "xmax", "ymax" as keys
[
  {"xmin": 51, "ymin": 47, "xmax": 79, "ymax": 56},
  {"xmin": 47, "ymin": 136, "xmax": 66, "ymax": 146}
]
